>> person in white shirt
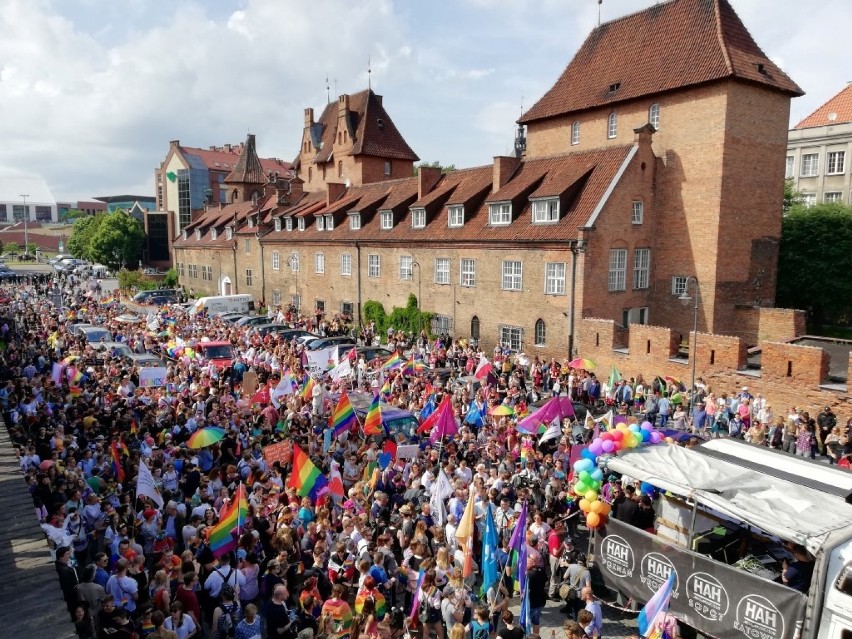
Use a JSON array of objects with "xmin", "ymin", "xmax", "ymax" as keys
[{"xmin": 204, "ymin": 560, "xmax": 246, "ymax": 599}]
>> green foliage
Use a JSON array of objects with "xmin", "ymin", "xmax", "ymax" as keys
[
  {"xmin": 117, "ymin": 269, "xmax": 157, "ymax": 292},
  {"xmin": 67, "ymin": 213, "xmax": 105, "ymax": 260},
  {"xmin": 783, "ymin": 179, "xmax": 804, "ymax": 214},
  {"xmin": 3, "ymin": 242, "xmax": 19, "ymax": 254},
  {"xmin": 26, "ymin": 243, "xmax": 37, "ymax": 254},
  {"xmin": 363, "ymin": 295, "xmax": 434, "ymax": 341},
  {"xmin": 163, "ymin": 267, "xmax": 179, "ymax": 287},
  {"xmin": 413, "ymin": 161, "xmax": 456, "ymax": 175},
  {"xmin": 89, "ymin": 211, "xmax": 144, "ymax": 270},
  {"xmin": 777, "ymin": 203, "xmax": 852, "ymax": 327},
  {"xmin": 64, "ymin": 209, "xmax": 88, "ymax": 221}
]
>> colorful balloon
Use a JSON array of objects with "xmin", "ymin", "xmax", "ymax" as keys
[
  {"xmin": 600, "ymin": 432, "xmax": 614, "ymax": 442},
  {"xmin": 641, "ymin": 421, "xmax": 653, "ymax": 431},
  {"xmin": 591, "ymin": 468, "xmax": 604, "ymax": 482},
  {"xmin": 579, "ymin": 471, "xmax": 591, "ymax": 483},
  {"xmin": 610, "ymin": 430, "xmax": 624, "ymax": 441},
  {"xmin": 579, "ymin": 498, "xmax": 591, "ymax": 513},
  {"xmin": 586, "ymin": 512, "xmax": 601, "ymax": 528},
  {"xmin": 585, "ymin": 490, "xmax": 598, "ymax": 502},
  {"xmin": 650, "ymin": 431, "xmax": 663, "ymax": 444},
  {"xmin": 590, "ymin": 500, "xmax": 604, "ymax": 514},
  {"xmin": 602, "ymin": 440, "xmax": 614, "ymax": 453}
]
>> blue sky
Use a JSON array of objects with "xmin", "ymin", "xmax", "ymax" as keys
[{"xmin": 1, "ymin": 0, "xmax": 850, "ymax": 201}]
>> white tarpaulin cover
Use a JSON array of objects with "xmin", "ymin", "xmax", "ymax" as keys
[{"xmin": 606, "ymin": 444, "xmax": 852, "ymax": 555}]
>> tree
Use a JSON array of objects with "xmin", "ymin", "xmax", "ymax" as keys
[
  {"xmin": 26, "ymin": 243, "xmax": 37, "ymax": 255},
  {"xmin": 67, "ymin": 213, "xmax": 106, "ymax": 260},
  {"xmin": 4, "ymin": 242, "xmax": 19, "ymax": 254},
  {"xmin": 88, "ymin": 212, "xmax": 144, "ymax": 271},
  {"xmin": 413, "ymin": 161, "xmax": 456, "ymax": 175},
  {"xmin": 163, "ymin": 267, "xmax": 179, "ymax": 287},
  {"xmin": 776, "ymin": 203, "xmax": 852, "ymax": 328},
  {"xmin": 64, "ymin": 208, "xmax": 88, "ymax": 221},
  {"xmin": 783, "ymin": 178, "xmax": 804, "ymax": 214}
]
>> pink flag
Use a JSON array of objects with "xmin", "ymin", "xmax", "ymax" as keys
[{"xmin": 430, "ymin": 400, "xmax": 459, "ymax": 443}]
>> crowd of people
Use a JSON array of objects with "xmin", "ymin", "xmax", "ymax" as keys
[{"xmin": 1, "ymin": 273, "xmax": 847, "ymax": 639}]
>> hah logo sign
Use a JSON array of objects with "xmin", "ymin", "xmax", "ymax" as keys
[
  {"xmin": 601, "ymin": 535, "xmax": 634, "ymax": 578},
  {"xmin": 686, "ymin": 572, "xmax": 729, "ymax": 622},
  {"xmin": 735, "ymin": 594, "xmax": 784, "ymax": 639},
  {"xmin": 641, "ymin": 552, "xmax": 678, "ymax": 597}
]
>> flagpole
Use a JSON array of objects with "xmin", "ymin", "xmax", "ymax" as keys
[{"xmin": 237, "ymin": 482, "xmax": 243, "ymax": 537}]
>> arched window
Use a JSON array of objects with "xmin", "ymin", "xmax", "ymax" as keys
[
  {"xmin": 308, "ymin": 167, "xmax": 313, "ymax": 182},
  {"xmin": 534, "ymin": 318, "xmax": 546, "ymax": 346},
  {"xmin": 607, "ymin": 112, "xmax": 618, "ymax": 139},
  {"xmin": 470, "ymin": 315, "xmax": 480, "ymax": 341},
  {"xmin": 338, "ymin": 161, "xmax": 343, "ymax": 178},
  {"xmin": 571, "ymin": 120, "xmax": 580, "ymax": 145},
  {"xmin": 231, "ymin": 189, "xmax": 238, "ymax": 203},
  {"xmin": 649, "ymin": 103, "xmax": 660, "ymax": 129}
]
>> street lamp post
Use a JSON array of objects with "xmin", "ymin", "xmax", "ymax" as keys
[
  {"xmin": 679, "ymin": 276, "xmax": 700, "ymax": 414},
  {"xmin": 20, "ymin": 194, "xmax": 29, "ymax": 255},
  {"xmin": 288, "ymin": 252, "xmax": 299, "ymax": 312},
  {"xmin": 411, "ymin": 261, "xmax": 421, "ymax": 335}
]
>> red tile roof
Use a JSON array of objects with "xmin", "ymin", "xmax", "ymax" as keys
[
  {"xmin": 179, "ymin": 144, "xmax": 290, "ymax": 175},
  {"xmin": 795, "ymin": 83, "xmax": 852, "ymax": 129},
  {"xmin": 225, "ymin": 134, "xmax": 267, "ymax": 185},
  {"xmin": 519, "ymin": 0, "xmax": 802, "ymax": 124},
  {"xmin": 307, "ymin": 90, "xmax": 419, "ymax": 165}
]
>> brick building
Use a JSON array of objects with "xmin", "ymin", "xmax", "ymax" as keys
[
  {"xmin": 173, "ymin": 0, "xmax": 803, "ymax": 359},
  {"xmin": 787, "ymin": 83, "xmax": 852, "ymax": 206}
]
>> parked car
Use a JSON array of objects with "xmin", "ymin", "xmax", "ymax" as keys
[
  {"xmin": 91, "ymin": 341, "xmax": 134, "ymax": 360},
  {"xmin": 125, "ymin": 352, "xmax": 166, "ymax": 368},
  {"xmin": 79, "ymin": 326, "xmax": 112, "ymax": 344},
  {"xmin": 67, "ymin": 322, "xmax": 95, "ymax": 336},
  {"xmin": 217, "ymin": 313, "xmax": 247, "ymax": 323},
  {"xmin": 304, "ymin": 335, "xmax": 356, "ymax": 351},
  {"xmin": 235, "ymin": 315, "xmax": 270, "ymax": 328},
  {"xmin": 133, "ymin": 289, "xmax": 180, "ymax": 304}
]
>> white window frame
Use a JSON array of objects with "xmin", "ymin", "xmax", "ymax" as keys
[
  {"xmin": 399, "ymin": 255, "xmax": 413, "ymax": 280},
  {"xmin": 785, "ymin": 156, "xmax": 795, "ymax": 179},
  {"xmin": 501, "ymin": 260, "xmax": 523, "ymax": 291},
  {"xmin": 827, "ymin": 151, "xmax": 845, "ymax": 175},
  {"xmin": 544, "ymin": 262, "xmax": 566, "ymax": 295},
  {"xmin": 432, "ymin": 315, "xmax": 453, "ymax": 335},
  {"xmin": 435, "ymin": 257, "xmax": 450, "ymax": 285},
  {"xmin": 671, "ymin": 276, "xmax": 688, "ymax": 297},
  {"xmin": 194, "ymin": 229, "xmax": 201, "ymax": 240},
  {"xmin": 649, "ymin": 103, "xmax": 660, "ymax": 129},
  {"xmin": 271, "ymin": 251, "xmax": 280, "ymax": 271},
  {"xmin": 325, "ymin": 215, "xmax": 334, "ymax": 230},
  {"xmin": 571, "ymin": 120, "xmax": 580, "ymax": 145},
  {"xmin": 534, "ymin": 319, "xmax": 546, "ymax": 347},
  {"xmin": 448, "ymin": 205, "xmax": 464, "ymax": 228},
  {"xmin": 226, "ymin": 227, "xmax": 233, "ymax": 240},
  {"xmin": 315, "ymin": 299, "xmax": 325, "ymax": 314},
  {"xmin": 316, "ymin": 216, "xmax": 325, "ymax": 231},
  {"xmin": 460, "ymin": 258, "xmax": 476, "ymax": 287},
  {"xmin": 178, "ymin": 263, "xmax": 185, "ymax": 277},
  {"xmin": 272, "ymin": 291, "xmax": 282, "ymax": 307},
  {"xmin": 274, "ymin": 218, "xmax": 282, "ymax": 232},
  {"xmin": 384, "ymin": 161, "xmax": 392, "ymax": 176},
  {"xmin": 608, "ymin": 248, "xmax": 627, "ymax": 292},
  {"xmin": 411, "ymin": 208, "xmax": 426, "ymax": 229},
  {"xmin": 488, "ymin": 202, "xmax": 512, "ymax": 226},
  {"xmin": 632, "ymin": 200, "xmax": 644, "ymax": 225},
  {"xmin": 531, "ymin": 198, "xmax": 559, "ymax": 224},
  {"xmin": 633, "ymin": 248, "xmax": 650, "ymax": 290},
  {"xmin": 290, "ymin": 253, "xmax": 300, "ymax": 273},
  {"xmin": 380, "ymin": 211, "xmax": 393, "ymax": 230},
  {"xmin": 350, "ymin": 213, "xmax": 361, "ymax": 230},
  {"xmin": 368, "ymin": 254, "xmax": 380, "ymax": 278},
  {"xmin": 499, "ymin": 325, "xmax": 523, "ymax": 351},
  {"xmin": 245, "ymin": 269, "xmax": 253, "ymax": 286},
  {"xmin": 285, "ymin": 218, "xmax": 293, "ymax": 231},
  {"xmin": 340, "ymin": 253, "xmax": 352, "ymax": 276},
  {"xmin": 314, "ymin": 252, "xmax": 325, "ymax": 274},
  {"xmin": 801, "ymin": 153, "xmax": 819, "ymax": 177},
  {"xmin": 211, "ymin": 229, "xmax": 217, "ymax": 240},
  {"xmin": 341, "ymin": 301, "xmax": 354, "ymax": 317},
  {"xmin": 243, "ymin": 238, "xmax": 251, "ymax": 254},
  {"xmin": 801, "ymin": 193, "xmax": 817, "ymax": 208},
  {"xmin": 607, "ymin": 112, "xmax": 618, "ymax": 139},
  {"xmin": 824, "ymin": 192, "xmax": 843, "ymax": 204},
  {"xmin": 292, "ymin": 294, "xmax": 301, "ymax": 311},
  {"xmin": 298, "ymin": 218, "xmax": 305, "ymax": 231}
]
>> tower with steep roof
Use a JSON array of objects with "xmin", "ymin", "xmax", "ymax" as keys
[{"xmin": 224, "ymin": 134, "xmax": 268, "ymax": 204}]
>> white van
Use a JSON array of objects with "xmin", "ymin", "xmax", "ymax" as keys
[{"xmin": 191, "ymin": 294, "xmax": 255, "ymax": 316}]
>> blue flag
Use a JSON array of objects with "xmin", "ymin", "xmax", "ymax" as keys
[
  {"xmin": 464, "ymin": 402, "xmax": 483, "ymax": 427},
  {"xmin": 420, "ymin": 394, "xmax": 436, "ymax": 420},
  {"xmin": 480, "ymin": 505, "xmax": 498, "ymax": 596}
]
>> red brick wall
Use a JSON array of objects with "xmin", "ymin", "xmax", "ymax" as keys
[
  {"xmin": 733, "ymin": 307, "xmax": 807, "ymax": 346},
  {"xmin": 761, "ymin": 342, "xmax": 829, "ymax": 386}
]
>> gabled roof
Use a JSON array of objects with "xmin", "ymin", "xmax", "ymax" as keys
[
  {"xmin": 519, "ymin": 0, "xmax": 802, "ymax": 124},
  {"xmin": 308, "ymin": 89, "xmax": 419, "ymax": 164},
  {"xmin": 795, "ymin": 83, "xmax": 852, "ymax": 130},
  {"xmin": 173, "ymin": 201, "xmax": 257, "ymax": 247},
  {"xmin": 176, "ymin": 143, "xmax": 290, "ymax": 175},
  {"xmin": 225, "ymin": 134, "xmax": 267, "ymax": 185}
]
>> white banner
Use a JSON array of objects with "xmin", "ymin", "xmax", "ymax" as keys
[
  {"xmin": 305, "ymin": 346, "xmax": 339, "ymax": 376},
  {"xmin": 138, "ymin": 367, "xmax": 168, "ymax": 388},
  {"xmin": 396, "ymin": 444, "xmax": 420, "ymax": 460},
  {"xmin": 136, "ymin": 460, "xmax": 164, "ymax": 507}
]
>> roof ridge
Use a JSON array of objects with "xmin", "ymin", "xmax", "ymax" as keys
[
  {"xmin": 521, "ymin": 144, "xmax": 635, "ymax": 163},
  {"xmin": 712, "ymin": 0, "xmax": 734, "ymax": 76},
  {"xmin": 794, "ymin": 83, "xmax": 852, "ymax": 129},
  {"xmin": 591, "ymin": 0, "xmax": 679, "ymax": 31}
]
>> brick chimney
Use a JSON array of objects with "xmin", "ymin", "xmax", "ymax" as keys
[
  {"xmin": 327, "ymin": 181, "xmax": 347, "ymax": 206},
  {"xmin": 493, "ymin": 155, "xmax": 521, "ymax": 192},
  {"xmin": 224, "ymin": 144, "xmax": 232, "ymax": 153},
  {"xmin": 418, "ymin": 166, "xmax": 442, "ymax": 199},
  {"xmin": 304, "ymin": 108, "xmax": 314, "ymax": 127},
  {"xmin": 633, "ymin": 123, "xmax": 656, "ymax": 147},
  {"xmin": 338, "ymin": 94, "xmax": 350, "ymax": 115},
  {"xmin": 289, "ymin": 177, "xmax": 304, "ymax": 204}
]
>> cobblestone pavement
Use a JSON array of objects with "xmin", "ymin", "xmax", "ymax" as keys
[{"xmin": 508, "ymin": 596, "xmax": 639, "ymax": 639}]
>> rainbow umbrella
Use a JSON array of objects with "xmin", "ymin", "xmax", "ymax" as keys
[
  {"xmin": 664, "ymin": 375, "xmax": 681, "ymax": 385},
  {"xmin": 187, "ymin": 427, "xmax": 226, "ymax": 449},
  {"xmin": 489, "ymin": 404, "xmax": 515, "ymax": 416},
  {"xmin": 568, "ymin": 357, "xmax": 596, "ymax": 370}
]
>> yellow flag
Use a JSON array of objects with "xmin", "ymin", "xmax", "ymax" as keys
[{"xmin": 455, "ymin": 486, "xmax": 476, "ymax": 578}]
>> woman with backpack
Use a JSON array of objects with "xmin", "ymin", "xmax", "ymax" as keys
[
  {"xmin": 211, "ymin": 585, "xmax": 242, "ymax": 639},
  {"xmin": 417, "ymin": 571, "xmax": 443, "ymax": 639}
]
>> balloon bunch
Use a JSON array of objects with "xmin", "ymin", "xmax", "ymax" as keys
[{"xmin": 572, "ymin": 420, "xmax": 665, "ymax": 530}]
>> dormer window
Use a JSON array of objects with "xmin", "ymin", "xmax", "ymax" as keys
[
  {"xmin": 247, "ymin": 217, "xmax": 254, "ymax": 229},
  {"xmin": 448, "ymin": 205, "xmax": 464, "ymax": 228},
  {"xmin": 380, "ymin": 211, "xmax": 393, "ymax": 230},
  {"xmin": 181, "ymin": 230, "xmax": 187, "ymax": 240},
  {"xmin": 195, "ymin": 229, "xmax": 202, "ymax": 240},
  {"xmin": 316, "ymin": 216, "xmax": 325, "ymax": 231},
  {"xmin": 350, "ymin": 213, "xmax": 361, "ymax": 230},
  {"xmin": 285, "ymin": 218, "xmax": 293, "ymax": 231},
  {"xmin": 226, "ymin": 228, "xmax": 234, "ymax": 240},
  {"xmin": 532, "ymin": 198, "xmax": 559, "ymax": 224},
  {"xmin": 298, "ymin": 218, "xmax": 305, "ymax": 231},
  {"xmin": 274, "ymin": 218, "xmax": 282, "ymax": 232},
  {"xmin": 608, "ymin": 82, "xmax": 621, "ymax": 94},
  {"xmin": 211, "ymin": 229, "xmax": 218, "ymax": 240},
  {"xmin": 325, "ymin": 215, "xmax": 334, "ymax": 230},
  {"xmin": 411, "ymin": 208, "xmax": 426, "ymax": 229},
  {"xmin": 488, "ymin": 202, "xmax": 512, "ymax": 226}
]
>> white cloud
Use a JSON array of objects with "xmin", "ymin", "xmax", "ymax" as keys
[{"xmin": 0, "ymin": 0, "xmax": 849, "ymax": 200}]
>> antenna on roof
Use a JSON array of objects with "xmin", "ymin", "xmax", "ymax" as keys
[
  {"xmin": 334, "ymin": 78, "xmax": 338, "ymax": 98},
  {"xmin": 326, "ymin": 76, "xmax": 330, "ymax": 104},
  {"xmin": 368, "ymin": 55, "xmax": 372, "ymax": 90},
  {"xmin": 598, "ymin": 0, "xmax": 603, "ymax": 26}
]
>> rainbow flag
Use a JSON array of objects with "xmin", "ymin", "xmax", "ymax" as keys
[
  {"xmin": 402, "ymin": 355, "xmax": 425, "ymax": 376},
  {"xmin": 288, "ymin": 444, "xmax": 328, "ymax": 502},
  {"xmin": 322, "ymin": 599, "xmax": 353, "ymax": 633},
  {"xmin": 363, "ymin": 393, "xmax": 383, "ymax": 436},
  {"xmin": 111, "ymin": 442, "xmax": 125, "ymax": 483},
  {"xmin": 70, "ymin": 369, "xmax": 84, "ymax": 385},
  {"xmin": 330, "ymin": 391, "xmax": 357, "ymax": 437},
  {"xmin": 638, "ymin": 571, "xmax": 675, "ymax": 638},
  {"xmin": 507, "ymin": 501, "xmax": 528, "ymax": 592},
  {"xmin": 99, "ymin": 296, "xmax": 115, "ymax": 306},
  {"xmin": 301, "ymin": 377, "xmax": 316, "ymax": 401},
  {"xmin": 380, "ymin": 379, "xmax": 391, "ymax": 397},
  {"xmin": 408, "ymin": 569, "xmax": 425, "ymax": 620},
  {"xmin": 381, "ymin": 351, "xmax": 403, "ymax": 371},
  {"xmin": 69, "ymin": 387, "xmax": 82, "ymax": 398},
  {"xmin": 208, "ymin": 484, "xmax": 249, "ymax": 558},
  {"xmin": 354, "ymin": 587, "xmax": 387, "ymax": 620}
]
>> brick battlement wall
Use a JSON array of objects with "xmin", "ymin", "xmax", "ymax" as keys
[{"xmin": 577, "ymin": 318, "xmax": 852, "ymax": 418}]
